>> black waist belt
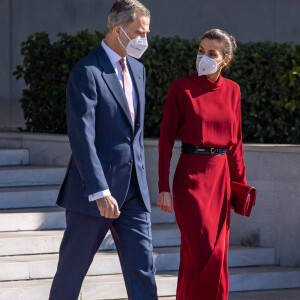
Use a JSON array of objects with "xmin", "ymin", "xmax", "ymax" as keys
[{"xmin": 181, "ymin": 143, "xmax": 227, "ymax": 155}]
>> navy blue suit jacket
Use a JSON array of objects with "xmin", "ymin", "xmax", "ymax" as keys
[{"xmin": 57, "ymin": 44, "xmax": 151, "ymax": 217}]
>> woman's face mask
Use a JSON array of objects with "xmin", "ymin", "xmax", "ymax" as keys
[
  {"xmin": 196, "ymin": 54, "xmax": 224, "ymax": 76},
  {"xmin": 118, "ymin": 26, "xmax": 148, "ymax": 59}
]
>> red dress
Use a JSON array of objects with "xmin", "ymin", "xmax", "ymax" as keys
[{"xmin": 158, "ymin": 74, "xmax": 247, "ymax": 300}]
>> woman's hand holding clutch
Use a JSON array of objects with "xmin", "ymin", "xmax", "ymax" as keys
[{"xmin": 157, "ymin": 192, "xmax": 174, "ymax": 214}]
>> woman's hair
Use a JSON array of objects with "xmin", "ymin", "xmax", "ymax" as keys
[
  {"xmin": 200, "ymin": 29, "xmax": 237, "ymax": 70},
  {"xmin": 107, "ymin": 0, "xmax": 150, "ymax": 33}
]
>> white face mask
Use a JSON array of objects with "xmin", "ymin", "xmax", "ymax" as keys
[
  {"xmin": 196, "ymin": 54, "xmax": 224, "ymax": 76},
  {"xmin": 118, "ymin": 26, "xmax": 148, "ymax": 59}
]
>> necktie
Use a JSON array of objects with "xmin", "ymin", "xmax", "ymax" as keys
[{"xmin": 119, "ymin": 58, "xmax": 135, "ymax": 128}]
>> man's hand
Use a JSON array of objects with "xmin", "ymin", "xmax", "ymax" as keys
[
  {"xmin": 157, "ymin": 192, "xmax": 173, "ymax": 214},
  {"xmin": 96, "ymin": 195, "xmax": 120, "ymax": 219}
]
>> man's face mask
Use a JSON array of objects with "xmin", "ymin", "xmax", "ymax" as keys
[{"xmin": 118, "ymin": 26, "xmax": 148, "ymax": 59}]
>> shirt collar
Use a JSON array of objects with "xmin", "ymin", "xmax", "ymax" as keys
[{"xmin": 101, "ymin": 40, "xmax": 126, "ymax": 65}]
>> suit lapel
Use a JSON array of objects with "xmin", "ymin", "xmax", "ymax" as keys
[
  {"xmin": 127, "ymin": 57, "xmax": 144, "ymax": 137},
  {"xmin": 96, "ymin": 45, "xmax": 134, "ymax": 131}
]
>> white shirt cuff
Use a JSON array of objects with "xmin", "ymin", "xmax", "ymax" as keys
[{"xmin": 88, "ymin": 189, "xmax": 111, "ymax": 202}]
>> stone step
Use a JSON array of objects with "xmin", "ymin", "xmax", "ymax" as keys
[
  {"xmin": 0, "ymin": 185, "xmax": 60, "ymax": 209},
  {"xmin": 0, "ymin": 186, "xmax": 175, "ymax": 223},
  {"xmin": 0, "ymin": 272, "xmax": 174, "ymax": 300},
  {"xmin": 0, "ymin": 224, "xmax": 180, "ymax": 256},
  {"xmin": 229, "ymin": 288, "xmax": 300, "ymax": 300},
  {"xmin": 0, "ymin": 205, "xmax": 175, "ymax": 231},
  {"xmin": 0, "ymin": 166, "xmax": 66, "ymax": 187},
  {"xmin": 0, "ymin": 149, "xmax": 29, "ymax": 166},
  {"xmin": 0, "ymin": 224, "xmax": 276, "ymax": 270},
  {"xmin": 228, "ymin": 245, "xmax": 275, "ymax": 267},
  {"xmin": 0, "ymin": 245, "xmax": 276, "ymax": 281},
  {"xmin": 0, "ymin": 207, "xmax": 67, "ymax": 231},
  {"xmin": 228, "ymin": 266, "xmax": 300, "ymax": 292},
  {"xmin": 1, "ymin": 267, "xmax": 300, "ymax": 299},
  {"xmin": 160, "ymin": 289, "xmax": 300, "ymax": 300},
  {"xmin": 0, "ymin": 247, "xmax": 179, "ymax": 281}
]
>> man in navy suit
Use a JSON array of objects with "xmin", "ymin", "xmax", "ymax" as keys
[{"xmin": 49, "ymin": 1, "xmax": 158, "ymax": 299}]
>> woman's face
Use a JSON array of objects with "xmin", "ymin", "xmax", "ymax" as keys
[{"xmin": 198, "ymin": 38, "xmax": 224, "ymax": 64}]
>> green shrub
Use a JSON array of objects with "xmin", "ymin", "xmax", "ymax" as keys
[
  {"xmin": 223, "ymin": 42, "xmax": 300, "ymax": 144},
  {"xmin": 14, "ymin": 31, "xmax": 105, "ymax": 133},
  {"xmin": 14, "ymin": 31, "xmax": 300, "ymax": 143}
]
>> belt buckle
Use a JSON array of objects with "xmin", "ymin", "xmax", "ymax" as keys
[{"xmin": 210, "ymin": 147, "xmax": 215, "ymax": 154}]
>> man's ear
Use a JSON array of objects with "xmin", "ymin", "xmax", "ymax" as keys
[{"xmin": 113, "ymin": 26, "xmax": 122, "ymax": 37}]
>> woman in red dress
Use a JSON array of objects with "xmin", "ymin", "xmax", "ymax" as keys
[{"xmin": 157, "ymin": 29, "xmax": 247, "ymax": 300}]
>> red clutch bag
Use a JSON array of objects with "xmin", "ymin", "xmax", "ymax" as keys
[{"xmin": 230, "ymin": 181, "xmax": 257, "ymax": 217}]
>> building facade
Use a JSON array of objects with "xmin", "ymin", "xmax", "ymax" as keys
[{"xmin": 0, "ymin": 0, "xmax": 299, "ymax": 128}]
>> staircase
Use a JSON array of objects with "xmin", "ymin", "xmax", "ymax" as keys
[{"xmin": 0, "ymin": 148, "xmax": 300, "ymax": 299}]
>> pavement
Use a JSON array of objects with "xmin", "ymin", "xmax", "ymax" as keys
[
  {"xmin": 229, "ymin": 288, "xmax": 300, "ymax": 299},
  {"xmin": 158, "ymin": 288, "xmax": 300, "ymax": 299}
]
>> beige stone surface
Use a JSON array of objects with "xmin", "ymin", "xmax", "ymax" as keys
[{"xmin": 0, "ymin": 133, "xmax": 299, "ymax": 267}]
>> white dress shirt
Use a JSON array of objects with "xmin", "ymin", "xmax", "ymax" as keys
[{"xmin": 88, "ymin": 40, "xmax": 138, "ymax": 202}]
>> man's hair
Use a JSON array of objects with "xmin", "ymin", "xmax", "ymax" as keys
[{"xmin": 107, "ymin": 0, "xmax": 150, "ymax": 33}]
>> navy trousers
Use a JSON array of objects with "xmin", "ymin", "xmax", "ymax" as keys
[{"xmin": 49, "ymin": 167, "xmax": 158, "ymax": 300}]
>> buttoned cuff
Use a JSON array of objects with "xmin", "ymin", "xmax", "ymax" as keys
[{"xmin": 88, "ymin": 189, "xmax": 111, "ymax": 202}]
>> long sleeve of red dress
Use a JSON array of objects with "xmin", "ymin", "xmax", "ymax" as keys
[
  {"xmin": 226, "ymin": 91, "xmax": 247, "ymax": 185},
  {"xmin": 158, "ymin": 81, "xmax": 180, "ymax": 193}
]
